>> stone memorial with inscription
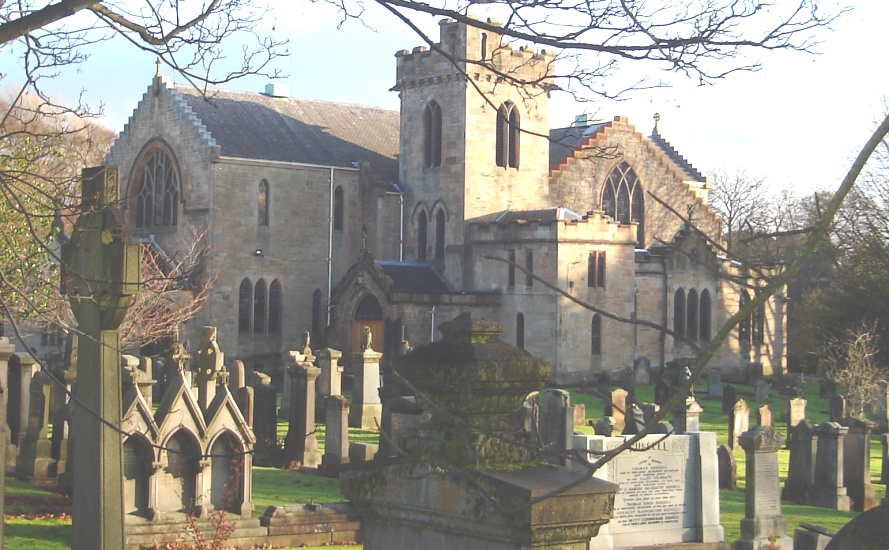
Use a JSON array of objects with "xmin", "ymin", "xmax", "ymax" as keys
[
  {"xmin": 783, "ymin": 419, "xmax": 817, "ymax": 503},
  {"xmin": 575, "ymin": 432, "xmax": 724, "ymax": 549},
  {"xmin": 838, "ymin": 416, "xmax": 877, "ymax": 512},
  {"xmin": 349, "ymin": 327, "xmax": 383, "ymax": 430},
  {"xmin": 805, "ymin": 422, "xmax": 851, "ymax": 511},
  {"xmin": 735, "ymin": 426, "xmax": 793, "ymax": 550},
  {"xmin": 757, "ymin": 404, "xmax": 773, "ymax": 428},
  {"xmin": 15, "ymin": 371, "xmax": 53, "ymax": 484}
]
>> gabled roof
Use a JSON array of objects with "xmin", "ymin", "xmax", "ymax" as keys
[
  {"xmin": 173, "ymin": 85, "xmax": 400, "ymax": 183},
  {"xmin": 549, "ymin": 123, "xmax": 609, "ymax": 170},
  {"xmin": 648, "ymin": 126, "xmax": 705, "ymax": 183},
  {"xmin": 376, "ymin": 261, "xmax": 452, "ymax": 294}
]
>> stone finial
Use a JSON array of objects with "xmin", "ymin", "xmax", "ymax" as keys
[
  {"xmin": 399, "ymin": 340, "xmax": 412, "ymax": 355},
  {"xmin": 300, "ymin": 331, "xmax": 314, "ymax": 361},
  {"xmin": 360, "ymin": 326, "xmax": 373, "ymax": 351},
  {"xmin": 170, "ymin": 339, "xmax": 190, "ymax": 372}
]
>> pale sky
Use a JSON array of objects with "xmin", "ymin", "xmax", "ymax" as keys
[{"xmin": 4, "ymin": 1, "xmax": 886, "ymax": 196}]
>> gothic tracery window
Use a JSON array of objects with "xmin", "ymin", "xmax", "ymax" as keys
[
  {"xmin": 133, "ymin": 143, "xmax": 180, "ymax": 229},
  {"xmin": 496, "ymin": 102, "xmax": 520, "ymax": 168},
  {"xmin": 601, "ymin": 162, "xmax": 644, "ymax": 247},
  {"xmin": 258, "ymin": 180, "xmax": 269, "ymax": 226}
]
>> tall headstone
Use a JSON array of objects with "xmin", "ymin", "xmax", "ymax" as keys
[
  {"xmin": 316, "ymin": 347, "xmax": 344, "ymax": 398},
  {"xmin": 717, "ymin": 444, "xmax": 737, "ymax": 490},
  {"xmin": 15, "ymin": 371, "xmax": 53, "ymax": 483},
  {"xmin": 729, "ymin": 399, "xmax": 750, "ymax": 450},
  {"xmin": 654, "ymin": 378, "xmax": 670, "ymax": 407},
  {"xmin": 753, "ymin": 379, "xmax": 769, "ymax": 402},
  {"xmin": 783, "ymin": 419, "xmax": 817, "ymax": 503},
  {"xmin": 804, "ymin": 422, "xmax": 851, "ymax": 511},
  {"xmin": 236, "ymin": 386, "xmax": 255, "ymax": 428},
  {"xmin": 757, "ymin": 404, "xmax": 773, "ymax": 428},
  {"xmin": 321, "ymin": 395, "xmax": 349, "ymax": 473},
  {"xmin": 0, "ymin": 340, "xmax": 19, "ymax": 471},
  {"xmin": 606, "ymin": 388, "xmax": 628, "ymax": 432},
  {"xmin": 788, "ymin": 397, "xmax": 807, "ymax": 434},
  {"xmin": 632, "ymin": 356, "xmax": 651, "ymax": 386},
  {"xmin": 722, "ymin": 385, "xmax": 737, "ymax": 415},
  {"xmin": 838, "ymin": 417, "xmax": 877, "ymax": 512},
  {"xmin": 707, "ymin": 369, "xmax": 722, "ymax": 400},
  {"xmin": 194, "ymin": 327, "xmax": 224, "ymax": 412},
  {"xmin": 539, "ymin": 389, "xmax": 574, "ymax": 466},
  {"xmin": 61, "ymin": 166, "xmax": 141, "ymax": 549},
  {"xmin": 348, "ymin": 327, "xmax": 383, "ymax": 429},
  {"xmin": 228, "ymin": 360, "xmax": 246, "ymax": 394},
  {"xmin": 828, "ymin": 394, "xmax": 846, "ymax": 422},
  {"xmin": 672, "ymin": 397, "xmax": 703, "ymax": 435},
  {"xmin": 621, "ymin": 403, "xmax": 646, "ymax": 435},
  {"xmin": 820, "ymin": 379, "xmax": 837, "ymax": 398},
  {"xmin": 735, "ymin": 426, "xmax": 793, "ymax": 550},
  {"xmin": 10, "ymin": 351, "xmax": 39, "ymax": 447},
  {"xmin": 283, "ymin": 351, "xmax": 322, "ymax": 468}
]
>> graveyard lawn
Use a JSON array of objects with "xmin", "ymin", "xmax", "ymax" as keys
[{"xmin": 3, "ymin": 380, "xmax": 884, "ymax": 548}]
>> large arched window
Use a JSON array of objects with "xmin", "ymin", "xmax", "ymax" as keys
[
  {"xmin": 435, "ymin": 209, "xmax": 446, "ymax": 260},
  {"xmin": 254, "ymin": 279, "xmax": 267, "ymax": 334},
  {"xmin": 424, "ymin": 101, "xmax": 442, "ymax": 168},
  {"xmin": 133, "ymin": 142, "xmax": 180, "ymax": 229},
  {"xmin": 496, "ymin": 102, "xmax": 520, "ymax": 168},
  {"xmin": 516, "ymin": 313, "xmax": 525, "ymax": 350},
  {"xmin": 417, "ymin": 211, "xmax": 428, "ymax": 261},
  {"xmin": 601, "ymin": 162, "xmax": 644, "ymax": 247},
  {"xmin": 333, "ymin": 185, "xmax": 344, "ymax": 231},
  {"xmin": 591, "ymin": 314, "xmax": 602, "ymax": 355},
  {"xmin": 238, "ymin": 279, "xmax": 252, "ymax": 334},
  {"xmin": 356, "ymin": 294, "xmax": 383, "ymax": 320},
  {"xmin": 268, "ymin": 279, "xmax": 282, "ymax": 333},
  {"xmin": 673, "ymin": 289, "xmax": 686, "ymax": 342},
  {"xmin": 687, "ymin": 289, "xmax": 699, "ymax": 342},
  {"xmin": 700, "ymin": 289, "xmax": 712, "ymax": 342},
  {"xmin": 258, "ymin": 180, "xmax": 269, "ymax": 226}
]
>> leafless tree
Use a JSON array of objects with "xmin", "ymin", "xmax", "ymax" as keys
[
  {"xmin": 708, "ymin": 168, "xmax": 769, "ymax": 254},
  {"xmin": 823, "ymin": 323, "xmax": 887, "ymax": 418}
]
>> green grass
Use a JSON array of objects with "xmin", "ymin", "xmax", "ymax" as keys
[{"xmin": 3, "ymin": 379, "xmax": 882, "ymax": 548}]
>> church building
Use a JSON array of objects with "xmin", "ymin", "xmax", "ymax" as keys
[{"xmin": 105, "ymin": 18, "xmax": 785, "ymax": 385}]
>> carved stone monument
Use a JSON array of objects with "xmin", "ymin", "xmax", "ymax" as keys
[
  {"xmin": 348, "ymin": 327, "xmax": 383, "ymax": 429},
  {"xmin": 735, "ymin": 426, "xmax": 793, "ymax": 550}
]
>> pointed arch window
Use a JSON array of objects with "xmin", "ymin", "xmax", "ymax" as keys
[
  {"xmin": 133, "ymin": 142, "xmax": 180, "ymax": 229},
  {"xmin": 516, "ymin": 313, "xmax": 525, "ymax": 350},
  {"xmin": 591, "ymin": 314, "xmax": 602, "ymax": 355},
  {"xmin": 424, "ymin": 102, "xmax": 443, "ymax": 168},
  {"xmin": 418, "ymin": 211, "xmax": 428, "ymax": 261},
  {"xmin": 254, "ymin": 279, "xmax": 268, "ymax": 334},
  {"xmin": 268, "ymin": 280, "xmax": 282, "ymax": 333},
  {"xmin": 687, "ymin": 289, "xmax": 699, "ymax": 341},
  {"xmin": 238, "ymin": 279, "xmax": 252, "ymax": 334},
  {"xmin": 700, "ymin": 289, "xmax": 712, "ymax": 342},
  {"xmin": 752, "ymin": 296, "xmax": 765, "ymax": 346},
  {"xmin": 480, "ymin": 33, "xmax": 488, "ymax": 59},
  {"xmin": 673, "ymin": 289, "xmax": 686, "ymax": 342},
  {"xmin": 258, "ymin": 180, "xmax": 269, "ymax": 226},
  {"xmin": 435, "ymin": 209, "xmax": 446, "ymax": 260},
  {"xmin": 601, "ymin": 162, "xmax": 644, "ymax": 247},
  {"xmin": 739, "ymin": 291, "xmax": 751, "ymax": 347},
  {"xmin": 496, "ymin": 102, "xmax": 520, "ymax": 168},
  {"xmin": 333, "ymin": 185, "xmax": 344, "ymax": 231}
]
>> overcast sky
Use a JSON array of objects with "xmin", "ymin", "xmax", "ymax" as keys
[{"xmin": 4, "ymin": 1, "xmax": 885, "ymax": 197}]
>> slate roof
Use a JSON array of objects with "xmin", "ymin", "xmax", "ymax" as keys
[
  {"xmin": 490, "ymin": 207, "xmax": 584, "ymax": 223},
  {"xmin": 174, "ymin": 85, "xmax": 400, "ymax": 183},
  {"xmin": 549, "ymin": 123, "xmax": 608, "ymax": 170},
  {"xmin": 648, "ymin": 126, "xmax": 705, "ymax": 182},
  {"xmin": 376, "ymin": 261, "xmax": 452, "ymax": 294}
]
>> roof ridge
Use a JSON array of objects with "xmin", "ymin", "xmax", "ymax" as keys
[
  {"xmin": 649, "ymin": 127, "xmax": 705, "ymax": 182},
  {"xmin": 172, "ymin": 83, "xmax": 397, "ymax": 113}
]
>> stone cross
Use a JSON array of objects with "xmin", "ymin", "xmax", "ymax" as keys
[
  {"xmin": 194, "ymin": 326, "xmax": 224, "ymax": 411},
  {"xmin": 735, "ymin": 426, "xmax": 793, "ymax": 550},
  {"xmin": 60, "ymin": 166, "xmax": 140, "ymax": 549}
]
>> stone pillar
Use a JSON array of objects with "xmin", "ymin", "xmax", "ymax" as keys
[
  {"xmin": 317, "ymin": 347, "xmax": 344, "ymax": 397},
  {"xmin": 735, "ymin": 426, "xmax": 793, "ymax": 550},
  {"xmin": 672, "ymin": 397, "xmax": 703, "ymax": 435},
  {"xmin": 194, "ymin": 327, "xmax": 224, "ymax": 412},
  {"xmin": 283, "ymin": 352, "xmax": 322, "ymax": 467},
  {"xmin": 804, "ymin": 422, "xmax": 851, "ymax": 511},
  {"xmin": 839, "ymin": 417, "xmax": 877, "ymax": 512},
  {"xmin": 15, "ymin": 371, "xmax": 53, "ymax": 483},
  {"xmin": 13, "ymin": 351, "xmax": 39, "ymax": 447},
  {"xmin": 783, "ymin": 419, "xmax": 816, "ymax": 503},
  {"xmin": 540, "ymin": 389, "xmax": 574, "ymax": 466},
  {"xmin": 137, "ymin": 356, "xmax": 153, "ymax": 403},
  {"xmin": 321, "ymin": 395, "xmax": 350, "ymax": 473},
  {"xmin": 63, "ymin": 166, "xmax": 141, "ymax": 550},
  {"xmin": 349, "ymin": 335, "xmax": 383, "ymax": 430}
]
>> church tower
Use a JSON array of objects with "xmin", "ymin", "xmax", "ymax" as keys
[{"xmin": 393, "ymin": 18, "xmax": 556, "ymax": 288}]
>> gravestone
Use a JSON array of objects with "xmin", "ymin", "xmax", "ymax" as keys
[
  {"xmin": 348, "ymin": 327, "xmax": 383, "ymax": 429},
  {"xmin": 722, "ymin": 385, "xmax": 737, "ymax": 415},
  {"xmin": 788, "ymin": 397, "xmax": 807, "ymax": 435},
  {"xmin": 783, "ymin": 419, "xmax": 817, "ymax": 503},
  {"xmin": 621, "ymin": 403, "xmax": 646, "ymax": 435},
  {"xmin": 793, "ymin": 523, "xmax": 834, "ymax": 550},
  {"xmin": 654, "ymin": 379, "xmax": 670, "ymax": 407},
  {"xmin": 283, "ymin": 350, "xmax": 322, "ymax": 468},
  {"xmin": 575, "ymin": 432, "xmax": 723, "ymax": 549},
  {"xmin": 672, "ymin": 397, "xmax": 703, "ymax": 435},
  {"xmin": 49, "ymin": 364, "xmax": 75, "ymax": 478},
  {"xmin": 574, "ymin": 404, "xmax": 587, "ymax": 426},
  {"xmin": 707, "ymin": 369, "xmax": 722, "ymax": 400},
  {"xmin": 745, "ymin": 362, "xmax": 763, "ymax": 386},
  {"xmin": 829, "ymin": 394, "xmax": 846, "ymax": 422},
  {"xmin": 838, "ymin": 417, "xmax": 877, "ymax": 512},
  {"xmin": 61, "ymin": 166, "xmax": 141, "ymax": 549},
  {"xmin": 820, "ymin": 379, "xmax": 837, "ymax": 398},
  {"xmin": 735, "ymin": 426, "xmax": 793, "ymax": 550},
  {"xmin": 251, "ymin": 373, "xmax": 279, "ymax": 464},
  {"xmin": 757, "ymin": 404, "xmax": 773, "ymax": 428},
  {"xmin": 194, "ymin": 327, "xmax": 224, "ymax": 411},
  {"xmin": 638, "ymin": 402, "xmax": 659, "ymax": 426},
  {"xmin": 316, "ymin": 348, "xmax": 344, "ymax": 421},
  {"xmin": 348, "ymin": 442, "xmax": 378, "ymax": 463},
  {"xmin": 606, "ymin": 388, "xmax": 628, "ymax": 432},
  {"xmin": 321, "ymin": 395, "xmax": 349, "ymax": 474},
  {"xmin": 386, "ymin": 395, "xmax": 425, "ymax": 456},
  {"xmin": 228, "ymin": 360, "xmax": 246, "ymax": 394},
  {"xmin": 632, "ymin": 356, "xmax": 651, "ymax": 386},
  {"xmin": 593, "ymin": 416, "xmax": 616, "ymax": 436},
  {"xmin": 753, "ymin": 379, "xmax": 769, "ymax": 402},
  {"xmin": 717, "ymin": 444, "xmax": 737, "ymax": 490},
  {"xmin": 9, "ymin": 351, "xmax": 39, "ymax": 447},
  {"xmin": 804, "ymin": 422, "xmax": 851, "ymax": 511},
  {"xmin": 15, "ymin": 371, "xmax": 53, "ymax": 483},
  {"xmin": 540, "ymin": 389, "xmax": 574, "ymax": 466},
  {"xmin": 596, "ymin": 373, "xmax": 611, "ymax": 399},
  {"xmin": 729, "ymin": 399, "xmax": 750, "ymax": 450},
  {"xmin": 236, "ymin": 386, "xmax": 254, "ymax": 427},
  {"xmin": 0, "ymin": 337, "xmax": 10, "ymax": 540}
]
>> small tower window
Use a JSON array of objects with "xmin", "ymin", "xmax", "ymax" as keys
[
  {"xmin": 588, "ymin": 251, "xmax": 606, "ymax": 288},
  {"xmin": 480, "ymin": 33, "xmax": 488, "ymax": 59},
  {"xmin": 674, "ymin": 289, "xmax": 686, "ymax": 342},
  {"xmin": 258, "ymin": 180, "xmax": 269, "ymax": 226},
  {"xmin": 254, "ymin": 279, "xmax": 267, "ymax": 334},
  {"xmin": 435, "ymin": 209, "xmax": 446, "ymax": 260},
  {"xmin": 333, "ymin": 185, "xmax": 344, "ymax": 231},
  {"xmin": 268, "ymin": 279, "xmax": 282, "ymax": 333},
  {"xmin": 496, "ymin": 102, "xmax": 520, "ymax": 168},
  {"xmin": 591, "ymin": 314, "xmax": 602, "ymax": 355},
  {"xmin": 417, "ymin": 211, "xmax": 428, "ymax": 261},
  {"xmin": 238, "ymin": 279, "xmax": 252, "ymax": 334},
  {"xmin": 423, "ymin": 102, "xmax": 442, "ymax": 168},
  {"xmin": 516, "ymin": 313, "xmax": 525, "ymax": 350}
]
